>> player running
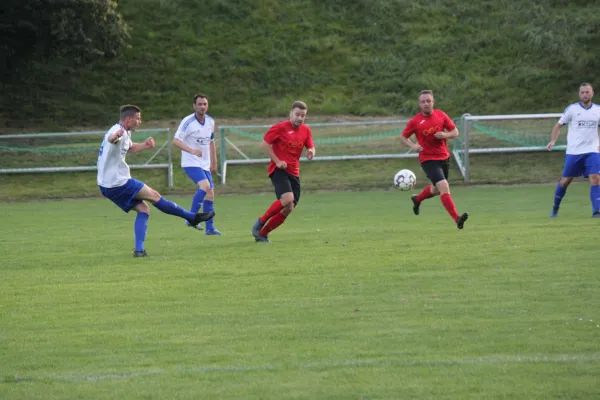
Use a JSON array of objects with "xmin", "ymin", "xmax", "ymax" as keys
[
  {"xmin": 251, "ymin": 101, "xmax": 316, "ymax": 242},
  {"xmin": 400, "ymin": 90, "xmax": 469, "ymax": 229}
]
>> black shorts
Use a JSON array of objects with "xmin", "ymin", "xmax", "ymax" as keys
[
  {"xmin": 270, "ymin": 168, "xmax": 301, "ymax": 206},
  {"xmin": 421, "ymin": 158, "xmax": 450, "ymax": 185}
]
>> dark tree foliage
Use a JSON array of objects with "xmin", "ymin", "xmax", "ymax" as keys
[{"xmin": 0, "ymin": 0, "xmax": 129, "ymax": 80}]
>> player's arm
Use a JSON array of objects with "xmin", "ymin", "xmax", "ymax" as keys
[
  {"xmin": 400, "ymin": 120, "xmax": 423, "ymax": 152},
  {"xmin": 107, "ymin": 129, "xmax": 125, "ymax": 144},
  {"xmin": 435, "ymin": 127, "xmax": 458, "ymax": 139},
  {"xmin": 209, "ymin": 134, "xmax": 217, "ymax": 172},
  {"xmin": 173, "ymin": 137, "xmax": 202, "ymax": 157},
  {"xmin": 400, "ymin": 123, "xmax": 423, "ymax": 152},
  {"xmin": 305, "ymin": 129, "xmax": 316, "ymax": 160},
  {"xmin": 547, "ymin": 123, "xmax": 562, "ymax": 151},
  {"xmin": 260, "ymin": 140, "xmax": 287, "ymax": 169},
  {"xmin": 435, "ymin": 113, "xmax": 459, "ymax": 139},
  {"xmin": 400, "ymin": 135, "xmax": 421, "ymax": 152},
  {"xmin": 129, "ymin": 137, "xmax": 155, "ymax": 153}
]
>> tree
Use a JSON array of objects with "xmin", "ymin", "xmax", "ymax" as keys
[{"xmin": 0, "ymin": 0, "xmax": 130, "ymax": 80}]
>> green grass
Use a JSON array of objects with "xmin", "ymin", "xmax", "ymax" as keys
[{"xmin": 1, "ymin": 186, "xmax": 599, "ymax": 399}]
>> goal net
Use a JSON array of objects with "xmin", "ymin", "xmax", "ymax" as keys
[{"xmin": 455, "ymin": 113, "xmax": 566, "ymax": 184}]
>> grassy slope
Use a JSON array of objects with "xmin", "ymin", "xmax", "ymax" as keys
[{"xmin": 1, "ymin": 0, "xmax": 600, "ymax": 129}]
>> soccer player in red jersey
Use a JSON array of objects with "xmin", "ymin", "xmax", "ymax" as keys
[
  {"xmin": 252, "ymin": 101, "xmax": 316, "ymax": 242},
  {"xmin": 400, "ymin": 90, "xmax": 469, "ymax": 229}
]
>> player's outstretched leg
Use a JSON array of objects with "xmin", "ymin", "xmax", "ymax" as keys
[
  {"xmin": 153, "ymin": 196, "xmax": 214, "ymax": 225},
  {"xmin": 259, "ymin": 212, "xmax": 287, "ymax": 238},
  {"xmin": 133, "ymin": 212, "xmax": 150, "ymax": 257}
]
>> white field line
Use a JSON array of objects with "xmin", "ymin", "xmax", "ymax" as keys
[{"xmin": 2, "ymin": 353, "xmax": 599, "ymax": 383}]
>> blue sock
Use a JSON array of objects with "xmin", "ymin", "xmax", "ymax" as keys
[
  {"xmin": 190, "ymin": 189, "xmax": 207, "ymax": 214},
  {"xmin": 134, "ymin": 212, "xmax": 149, "ymax": 251},
  {"xmin": 553, "ymin": 183, "xmax": 567, "ymax": 210},
  {"xmin": 203, "ymin": 199, "xmax": 215, "ymax": 230},
  {"xmin": 154, "ymin": 197, "xmax": 195, "ymax": 221},
  {"xmin": 590, "ymin": 185, "xmax": 600, "ymax": 213}
]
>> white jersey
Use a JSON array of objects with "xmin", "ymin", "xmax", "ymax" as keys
[
  {"xmin": 174, "ymin": 113, "xmax": 215, "ymax": 169},
  {"xmin": 97, "ymin": 123, "xmax": 132, "ymax": 188},
  {"xmin": 558, "ymin": 102, "xmax": 600, "ymax": 155}
]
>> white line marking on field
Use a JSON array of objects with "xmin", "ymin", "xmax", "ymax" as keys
[{"xmin": 2, "ymin": 353, "xmax": 599, "ymax": 384}]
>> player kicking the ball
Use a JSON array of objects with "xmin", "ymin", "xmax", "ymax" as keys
[
  {"xmin": 399, "ymin": 90, "xmax": 469, "ymax": 229},
  {"xmin": 97, "ymin": 105, "xmax": 215, "ymax": 257},
  {"xmin": 251, "ymin": 101, "xmax": 316, "ymax": 242}
]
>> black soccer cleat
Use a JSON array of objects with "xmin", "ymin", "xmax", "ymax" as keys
[
  {"xmin": 190, "ymin": 210, "xmax": 215, "ymax": 226},
  {"xmin": 456, "ymin": 212, "xmax": 469, "ymax": 229},
  {"xmin": 411, "ymin": 194, "xmax": 420, "ymax": 216},
  {"xmin": 133, "ymin": 250, "xmax": 149, "ymax": 257},
  {"xmin": 252, "ymin": 218, "xmax": 265, "ymax": 239}
]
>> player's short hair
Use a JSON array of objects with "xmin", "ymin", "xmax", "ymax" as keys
[
  {"xmin": 120, "ymin": 105, "xmax": 141, "ymax": 119},
  {"xmin": 580, "ymin": 82, "xmax": 593, "ymax": 90},
  {"xmin": 418, "ymin": 90, "xmax": 434, "ymax": 98},
  {"xmin": 194, "ymin": 93, "xmax": 208, "ymax": 103},
  {"xmin": 291, "ymin": 101, "xmax": 307, "ymax": 111}
]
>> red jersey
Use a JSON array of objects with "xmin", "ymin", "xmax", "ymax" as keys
[
  {"xmin": 401, "ymin": 109, "xmax": 457, "ymax": 162},
  {"xmin": 264, "ymin": 120, "xmax": 314, "ymax": 177}
]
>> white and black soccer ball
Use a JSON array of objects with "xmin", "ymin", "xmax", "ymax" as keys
[{"xmin": 393, "ymin": 169, "xmax": 416, "ymax": 191}]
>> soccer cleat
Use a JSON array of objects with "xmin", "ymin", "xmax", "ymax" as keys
[
  {"xmin": 205, "ymin": 229, "xmax": 223, "ymax": 236},
  {"xmin": 456, "ymin": 212, "xmax": 469, "ymax": 229},
  {"xmin": 593, "ymin": 211, "xmax": 600, "ymax": 218},
  {"xmin": 190, "ymin": 211, "xmax": 215, "ymax": 226},
  {"xmin": 185, "ymin": 221, "xmax": 204, "ymax": 231},
  {"xmin": 411, "ymin": 194, "xmax": 420, "ymax": 216},
  {"xmin": 133, "ymin": 250, "xmax": 149, "ymax": 257},
  {"xmin": 252, "ymin": 218, "xmax": 265, "ymax": 239},
  {"xmin": 255, "ymin": 234, "xmax": 270, "ymax": 243},
  {"xmin": 550, "ymin": 207, "xmax": 559, "ymax": 218}
]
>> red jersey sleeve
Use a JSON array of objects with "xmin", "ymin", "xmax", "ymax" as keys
[
  {"xmin": 442, "ymin": 112, "xmax": 457, "ymax": 131},
  {"xmin": 264, "ymin": 123, "xmax": 282, "ymax": 144},
  {"xmin": 402, "ymin": 119, "xmax": 416, "ymax": 138},
  {"xmin": 304, "ymin": 127, "xmax": 315, "ymax": 148}
]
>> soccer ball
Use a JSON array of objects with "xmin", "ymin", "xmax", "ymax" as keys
[{"xmin": 394, "ymin": 169, "xmax": 416, "ymax": 191}]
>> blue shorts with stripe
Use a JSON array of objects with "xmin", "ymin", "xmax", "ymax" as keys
[
  {"xmin": 99, "ymin": 178, "xmax": 145, "ymax": 212},
  {"xmin": 562, "ymin": 153, "xmax": 600, "ymax": 178},
  {"xmin": 184, "ymin": 167, "xmax": 214, "ymax": 188}
]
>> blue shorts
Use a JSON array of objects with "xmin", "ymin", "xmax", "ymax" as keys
[
  {"xmin": 184, "ymin": 167, "xmax": 214, "ymax": 188},
  {"xmin": 562, "ymin": 153, "xmax": 600, "ymax": 178},
  {"xmin": 99, "ymin": 178, "xmax": 145, "ymax": 212}
]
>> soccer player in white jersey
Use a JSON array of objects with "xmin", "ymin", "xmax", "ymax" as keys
[
  {"xmin": 97, "ymin": 105, "xmax": 215, "ymax": 257},
  {"xmin": 547, "ymin": 83, "xmax": 600, "ymax": 218},
  {"xmin": 173, "ymin": 93, "xmax": 222, "ymax": 235}
]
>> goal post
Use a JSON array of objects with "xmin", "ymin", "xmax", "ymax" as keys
[{"xmin": 458, "ymin": 113, "xmax": 564, "ymax": 183}]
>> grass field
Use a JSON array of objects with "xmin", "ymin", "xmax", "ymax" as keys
[{"xmin": 1, "ymin": 185, "xmax": 599, "ymax": 399}]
